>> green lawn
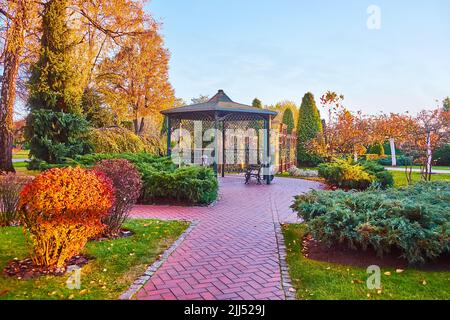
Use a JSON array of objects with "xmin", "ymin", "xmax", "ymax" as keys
[
  {"xmin": 277, "ymin": 169, "xmax": 450, "ymax": 188},
  {"xmin": 0, "ymin": 219, "xmax": 189, "ymax": 300},
  {"xmin": 390, "ymin": 171, "xmax": 450, "ymax": 188},
  {"xmin": 12, "ymin": 161, "xmax": 39, "ymax": 176},
  {"xmin": 283, "ymin": 224, "xmax": 450, "ymax": 300},
  {"xmin": 12, "ymin": 150, "xmax": 29, "ymax": 159},
  {"xmin": 386, "ymin": 165, "xmax": 450, "ymax": 171}
]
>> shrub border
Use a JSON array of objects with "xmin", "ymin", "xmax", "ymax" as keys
[{"xmin": 119, "ymin": 220, "xmax": 199, "ymax": 300}]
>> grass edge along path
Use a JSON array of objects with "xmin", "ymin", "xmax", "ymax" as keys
[
  {"xmin": 0, "ymin": 219, "xmax": 189, "ymax": 300},
  {"xmin": 282, "ymin": 224, "xmax": 450, "ymax": 300}
]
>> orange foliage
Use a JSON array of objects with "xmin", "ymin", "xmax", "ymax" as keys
[
  {"xmin": 18, "ymin": 167, "xmax": 114, "ymax": 268},
  {"xmin": 317, "ymin": 109, "xmax": 369, "ymax": 157}
]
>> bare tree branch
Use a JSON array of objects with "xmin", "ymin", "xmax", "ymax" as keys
[{"xmin": 0, "ymin": 8, "xmax": 13, "ymax": 21}]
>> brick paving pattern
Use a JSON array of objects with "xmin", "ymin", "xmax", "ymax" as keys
[{"xmin": 130, "ymin": 176, "xmax": 323, "ymax": 300}]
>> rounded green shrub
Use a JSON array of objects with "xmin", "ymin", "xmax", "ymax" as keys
[
  {"xmin": 318, "ymin": 159, "xmax": 373, "ymax": 190},
  {"xmin": 368, "ymin": 142, "xmax": 385, "ymax": 156},
  {"xmin": 319, "ymin": 159, "xmax": 393, "ymax": 190}
]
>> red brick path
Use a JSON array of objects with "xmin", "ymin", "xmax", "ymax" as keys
[{"xmin": 130, "ymin": 176, "xmax": 323, "ymax": 300}]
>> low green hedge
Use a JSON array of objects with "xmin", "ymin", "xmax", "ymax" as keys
[
  {"xmin": 139, "ymin": 165, "xmax": 218, "ymax": 205},
  {"xmin": 434, "ymin": 144, "xmax": 450, "ymax": 166},
  {"xmin": 378, "ymin": 155, "xmax": 413, "ymax": 166},
  {"xmin": 291, "ymin": 181, "xmax": 450, "ymax": 264},
  {"xmin": 29, "ymin": 153, "xmax": 218, "ymax": 205}
]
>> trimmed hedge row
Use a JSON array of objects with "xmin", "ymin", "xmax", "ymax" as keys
[
  {"xmin": 378, "ymin": 155, "xmax": 413, "ymax": 166},
  {"xmin": 30, "ymin": 153, "xmax": 218, "ymax": 205},
  {"xmin": 291, "ymin": 181, "xmax": 450, "ymax": 264}
]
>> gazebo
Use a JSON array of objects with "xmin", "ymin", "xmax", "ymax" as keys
[{"xmin": 161, "ymin": 90, "xmax": 278, "ymax": 184}]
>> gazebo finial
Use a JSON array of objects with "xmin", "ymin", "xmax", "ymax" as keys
[{"xmin": 208, "ymin": 89, "xmax": 233, "ymax": 103}]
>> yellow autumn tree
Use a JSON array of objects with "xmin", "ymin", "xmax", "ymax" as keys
[
  {"xmin": 0, "ymin": 1, "xmax": 39, "ymax": 172},
  {"xmin": 97, "ymin": 26, "xmax": 174, "ymax": 135}
]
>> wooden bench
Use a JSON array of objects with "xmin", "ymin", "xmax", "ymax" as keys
[{"xmin": 245, "ymin": 164, "xmax": 263, "ymax": 185}]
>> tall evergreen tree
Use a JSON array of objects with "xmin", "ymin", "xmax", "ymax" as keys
[
  {"xmin": 26, "ymin": 0, "xmax": 89, "ymax": 163},
  {"xmin": 444, "ymin": 97, "xmax": 450, "ymax": 112},
  {"xmin": 282, "ymin": 108, "xmax": 295, "ymax": 133},
  {"xmin": 27, "ymin": 0, "xmax": 83, "ymax": 114},
  {"xmin": 252, "ymin": 98, "xmax": 263, "ymax": 109},
  {"xmin": 296, "ymin": 92, "xmax": 323, "ymax": 166}
]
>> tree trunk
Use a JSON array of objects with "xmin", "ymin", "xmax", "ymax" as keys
[
  {"xmin": 138, "ymin": 117, "xmax": 145, "ymax": 135},
  {"xmin": 425, "ymin": 131, "xmax": 433, "ymax": 181},
  {"xmin": 0, "ymin": 2, "xmax": 28, "ymax": 173},
  {"xmin": 390, "ymin": 138, "xmax": 397, "ymax": 167},
  {"xmin": 133, "ymin": 117, "xmax": 145, "ymax": 136},
  {"xmin": 1, "ymin": 38, "xmax": 24, "ymax": 172}
]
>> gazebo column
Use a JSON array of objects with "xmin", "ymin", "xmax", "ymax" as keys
[
  {"xmin": 221, "ymin": 122, "xmax": 226, "ymax": 178},
  {"xmin": 166, "ymin": 116, "xmax": 172, "ymax": 157},
  {"xmin": 213, "ymin": 113, "xmax": 219, "ymax": 177},
  {"xmin": 264, "ymin": 116, "xmax": 271, "ymax": 185}
]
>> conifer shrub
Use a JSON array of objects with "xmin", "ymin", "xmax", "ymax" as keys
[
  {"xmin": 291, "ymin": 181, "xmax": 450, "ymax": 264},
  {"xmin": 360, "ymin": 161, "xmax": 394, "ymax": 189},
  {"xmin": 25, "ymin": 110, "xmax": 91, "ymax": 164},
  {"xmin": 296, "ymin": 92, "xmax": 324, "ymax": 166}
]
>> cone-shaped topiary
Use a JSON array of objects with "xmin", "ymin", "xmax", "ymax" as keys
[
  {"xmin": 282, "ymin": 108, "xmax": 295, "ymax": 133},
  {"xmin": 296, "ymin": 92, "xmax": 324, "ymax": 166}
]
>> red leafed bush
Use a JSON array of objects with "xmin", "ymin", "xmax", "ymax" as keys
[
  {"xmin": 18, "ymin": 167, "xmax": 114, "ymax": 268},
  {"xmin": 94, "ymin": 159, "xmax": 142, "ymax": 237}
]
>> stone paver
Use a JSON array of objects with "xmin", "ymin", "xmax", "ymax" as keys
[{"xmin": 130, "ymin": 176, "xmax": 323, "ymax": 300}]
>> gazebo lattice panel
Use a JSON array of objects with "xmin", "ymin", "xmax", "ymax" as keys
[{"xmin": 162, "ymin": 90, "xmax": 278, "ymax": 184}]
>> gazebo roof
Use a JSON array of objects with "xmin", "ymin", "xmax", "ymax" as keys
[{"xmin": 161, "ymin": 90, "xmax": 277, "ymax": 119}]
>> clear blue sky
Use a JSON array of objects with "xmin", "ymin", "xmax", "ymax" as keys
[{"xmin": 146, "ymin": 0, "xmax": 450, "ymax": 115}]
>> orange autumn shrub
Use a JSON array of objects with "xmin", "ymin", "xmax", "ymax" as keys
[{"xmin": 18, "ymin": 167, "xmax": 114, "ymax": 268}]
